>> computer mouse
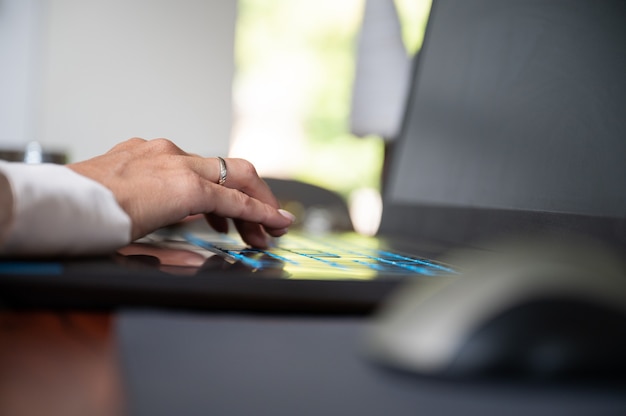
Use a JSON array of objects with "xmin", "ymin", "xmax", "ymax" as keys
[{"xmin": 365, "ymin": 237, "xmax": 626, "ymax": 382}]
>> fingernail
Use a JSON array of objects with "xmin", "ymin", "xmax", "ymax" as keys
[{"xmin": 278, "ymin": 209, "xmax": 296, "ymax": 223}]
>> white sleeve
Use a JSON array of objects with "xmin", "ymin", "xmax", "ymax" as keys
[{"xmin": 0, "ymin": 161, "xmax": 131, "ymax": 256}]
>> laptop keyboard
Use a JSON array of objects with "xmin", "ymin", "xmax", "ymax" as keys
[{"xmin": 183, "ymin": 232, "xmax": 455, "ymax": 279}]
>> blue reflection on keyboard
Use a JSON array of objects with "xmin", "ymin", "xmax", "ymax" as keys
[{"xmin": 183, "ymin": 232, "xmax": 455, "ymax": 278}]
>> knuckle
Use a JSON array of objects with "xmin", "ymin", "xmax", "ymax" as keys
[
  {"xmin": 127, "ymin": 137, "xmax": 147, "ymax": 144},
  {"xmin": 108, "ymin": 137, "xmax": 146, "ymax": 153},
  {"xmin": 148, "ymin": 138, "xmax": 183, "ymax": 155},
  {"xmin": 235, "ymin": 158, "xmax": 259, "ymax": 178}
]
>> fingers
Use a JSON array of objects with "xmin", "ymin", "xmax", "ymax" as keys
[
  {"xmin": 207, "ymin": 214, "xmax": 291, "ymax": 249},
  {"xmin": 233, "ymin": 218, "xmax": 292, "ymax": 248},
  {"xmin": 203, "ymin": 184, "xmax": 292, "ymax": 232},
  {"xmin": 234, "ymin": 220, "xmax": 270, "ymax": 248},
  {"xmin": 206, "ymin": 213, "xmax": 274, "ymax": 248},
  {"xmin": 185, "ymin": 156, "xmax": 294, "ymax": 246},
  {"xmin": 195, "ymin": 185, "xmax": 293, "ymax": 248},
  {"xmin": 205, "ymin": 213, "xmax": 228, "ymax": 234}
]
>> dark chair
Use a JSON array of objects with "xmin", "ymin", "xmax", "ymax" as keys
[{"xmin": 263, "ymin": 178, "xmax": 354, "ymax": 233}]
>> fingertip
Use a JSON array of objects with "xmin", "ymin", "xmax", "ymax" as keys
[
  {"xmin": 267, "ymin": 227, "xmax": 289, "ymax": 238},
  {"xmin": 278, "ymin": 209, "xmax": 296, "ymax": 223},
  {"xmin": 206, "ymin": 214, "xmax": 229, "ymax": 234},
  {"xmin": 235, "ymin": 221, "xmax": 270, "ymax": 249},
  {"xmin": 244, "ymin": 233, "xmax": 270, "ymax": 249}
]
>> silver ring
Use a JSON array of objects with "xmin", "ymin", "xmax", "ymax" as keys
[{"xmin": 216, "ymin": 157, "xmax": 227, "ymax": 185}]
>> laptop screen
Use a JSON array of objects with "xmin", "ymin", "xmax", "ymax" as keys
[{"xmin": 381, "ymin": 0, "xmax": 626, "ymax": 245}]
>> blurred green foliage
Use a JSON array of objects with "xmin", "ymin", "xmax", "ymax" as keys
[{"xmin": 235, "ymin": 0, "xmax": 430, "ymax": 198}]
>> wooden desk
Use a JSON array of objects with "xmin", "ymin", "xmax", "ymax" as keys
[{"xmin": 0, "ymin": 311, "xmax": 124, "ymax": 416}]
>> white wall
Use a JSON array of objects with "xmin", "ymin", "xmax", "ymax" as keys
[
  {"xmin": 0, "ymin": 0, "xmax": 43, "ymax": 149},
  {"xmin": 1, "ymin": 0, "xmax": 236, "ymax": 162}
]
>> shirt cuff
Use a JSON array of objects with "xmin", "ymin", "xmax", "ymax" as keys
[{"xmin": 0, "ymin": 161, "xmax": 132, "ymax": 256}]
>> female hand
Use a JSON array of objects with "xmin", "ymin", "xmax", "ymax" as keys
[{"xmin": 68, "ymin": 138, "xmax": 294, "ymax": 248}]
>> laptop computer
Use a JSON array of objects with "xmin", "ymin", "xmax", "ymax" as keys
[{"xmin": 1, "ymin": 0, "xmax": 625, "ymax": 314}]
